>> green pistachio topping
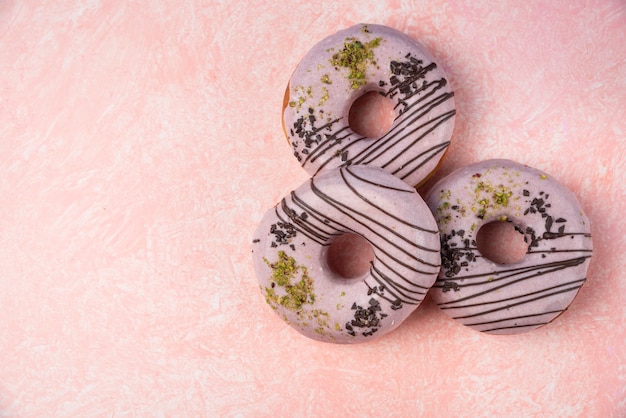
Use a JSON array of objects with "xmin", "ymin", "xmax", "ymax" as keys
[
  {"xmin": 288, "ymin": 85, "xmax": 314, "ymax": 110},
  {"xmin": 319, "ymin": 87, "xmax": 329, "ymax": 106},
  {"xmin": 435, "ymin": 170, "xmax": 522, "ymax": 226},
  {"xmin": 263, "ymin": 251, "xmax": 336, "ymax": 337},
  {"xmin": 264, "ymin": 251, "xmax": 315, "ymax": 311},
  {"xmin": 329, "ymin": 36, "xmax": 382, "ymax": 89}
]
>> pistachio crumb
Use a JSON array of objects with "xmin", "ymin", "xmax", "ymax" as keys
[
  {"xmin": 263, "ymin": 251, "xmax": 315, "ymax": 311},
  {"xmin": 329, "ymin": 36, "xmax": 382, "ymax": 89},
  {"xmin": 263, "ymin": 252, "xmax": 336, "ymax": 337}
]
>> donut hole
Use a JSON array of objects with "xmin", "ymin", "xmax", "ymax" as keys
[
  {"xmin": 327, "ymin": 233, "xmax": 375, "ymax": 279},
  {"xmin": 348, "ymin": 91, "xmax": 395, "ymax": 138},
  {"xmin": 476, "ymin": 221, "xmax": 528, "ymax": 265}
]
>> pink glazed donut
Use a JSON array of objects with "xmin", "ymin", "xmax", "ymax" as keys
[
  {"xmin": 252, "ymin": 165, "xmax": 441, "ymax": 343},
  {"xmin": 282, "ymin": 23, "xmax": 456, "ymax": 187},
  {"xmin": 424, "ymin": 159, "xmax": 593, "ymax": 334}
]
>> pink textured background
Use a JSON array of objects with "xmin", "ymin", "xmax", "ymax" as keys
[{"xmin": 1, "ymin": 1, "xmax": 625, "ymax": 416}]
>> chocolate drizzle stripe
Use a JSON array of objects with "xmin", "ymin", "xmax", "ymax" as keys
[
  {"xmin": 296, "ymin": 116, "xmax": 345, "ymax": 165},
  {"xmin": 361, "ymin": 99, "xmax": 455, "ymax": 167},
  {"xmin": 370, "ymin": 273, "xmax": 424, "ymax": 305},
  {"xmin": 436, "ymin": 256, "xmax": 588, "ymax": 295},
  {"xmin": 342, "ymin": 167, "xmax": 439, "ymax": 234},
  {"xmin": 444, "ymin": 279, "xmax": 585, "ymax": 317},
  {"xmin": 449, "ymin": 285, "xmax": 582, "ymax": 321},
  {"xmin": 370, "ymin": 262, "xmax": 430, "ymax": 293},
  {"xmin": 282, "ymin": 193, "xmax": 345, "ymax": 245},
  {"xmin": 289, "ymin": 191, "xmax": 345, "ymax": 234},
  {"xmin": 543, "ymin": 232, "xmax": 592, "ymax": 239},
  {"xmin": 305, "ymin": 127, "xmax": 352, "ymax": 165},
  {"xmin": 463, "ymin": 310, "xmax": 563, "ymax": 327},
  {"xmin": 297, "ymin": 73, "xmax": 454, "ymax": 181},
  {"xmin": 397, "ymin": 140, "xmax": 451, "ymax": 181},
  {"xmin": 312, "ymin": 135, "xmax": 371, "ymax": 174},
  {"xmin": 309, "ymin": 175, "xmax": 441, "ymax": 263},
  {"xmin": 434, "ymin": 255, "xmax": 590, "ymax": 283},
  {"xmin": 343, "ymin": 165, "xmax": 415, "ymax": 194},
  {"xmin": 437, "ymin": 247, "xmax": 590, "ymax": 266},
  {"xmin": 480, "ymin": 322, "xmax": 551, "ymax": 333},
  {"xmin": 371, "ymin": 250, "xmax": 438, "ymax": 288},
  {"xmin": 387, "ymin": 75, "xmax": 448, "ymax": 117},
  {"xmin": 278, "ymin": 199, "xmax": 332, "ymax": 243},
  {"xmin": 391, "ymin": 79, "xmax": 451, "ymax": 115},
  {"xmin": 373, "ymin": 114, "xmax": 453, "ymax": 177},
  {"xmin": 289, "ymin": 188, "xmax": 362, "ymax": 241},
  {"xmin": 368, "ymin": 267, "xmax": 424, "ymax": 305},
  {"xmin": 351, "ymin": 92, "xmax": 455, "ymax": 166},
  {"xmin": 441, "ymin": 272, "xmax": 585, "ymax": 309},
  {"xmin": 273, "ymin": 206, "xmax": 325, "ymax": 246},
  {"xmin": 527, "ymin": 248, "xmax": 593, "ymax": 254},
  {"xmin": 372, "ymin": 246, "xmax": 441, "ymax": 277}
]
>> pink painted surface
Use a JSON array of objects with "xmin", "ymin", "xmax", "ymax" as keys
[{"xmin": 0, "ymin": 0, "xmax": 625, "ymax": 416}]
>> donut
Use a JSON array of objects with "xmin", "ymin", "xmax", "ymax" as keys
[
  {"xmin": 282, "ymin": 23, "xmax": 456, "ymax": 187},
  {"xmin": 424, "ymin": 159, "xmax": 593, "ymax": 334},
  {"xmin": 251, "ymin": 165, "xmax": 441, "ymax": 343}
]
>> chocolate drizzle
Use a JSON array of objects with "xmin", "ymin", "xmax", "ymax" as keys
[
  {"xmin": 287, "ymin": 46, "xmax": 455, "ymax": 186},
  {"xmin": 272, "ymin": 166, "xmax": 440, "ymax": 318},
  {"xmin": 291, "ymin": 112, "xmax": 345, "ymax": 163},
  {"xmin": 431, "ymin": 165, "xmax": 593, "ymax": 333}
]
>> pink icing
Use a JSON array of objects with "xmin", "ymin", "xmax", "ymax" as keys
[
  {"xmin": 283, "ymin": 23, "xmax": 456, "ymax": 186},
  {"xmin": 425, "ymin": 159, "xmax": 593, "ymax": 334},
  {"xmin": 252, "ymin": 166, "xmax": 440, "ymax": 343}
]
